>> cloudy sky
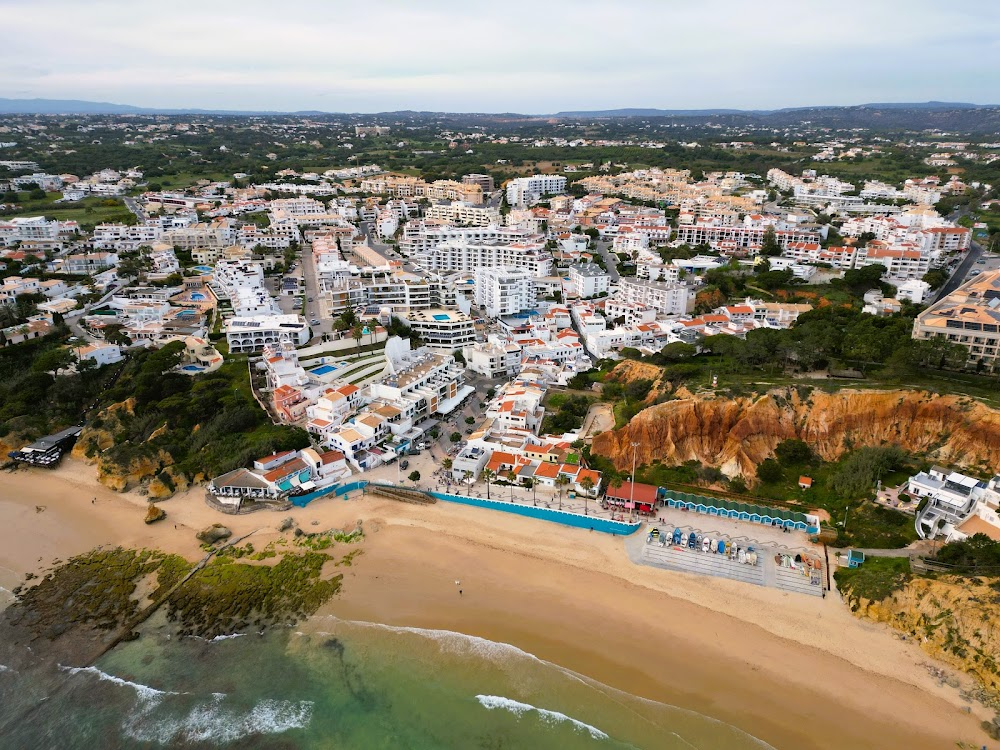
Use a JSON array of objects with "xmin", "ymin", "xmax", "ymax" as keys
[{"xmin": 2, "ymin": 0, "xmax": 998, "ymax": 112}]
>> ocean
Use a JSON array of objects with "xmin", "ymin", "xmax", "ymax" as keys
[{"xmin": 0, "ymin": 613, "xmax": 775, "ymax": 749}]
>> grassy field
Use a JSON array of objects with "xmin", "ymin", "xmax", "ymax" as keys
[
  {"xmin": 155, "ymin": 171, "xmax": 228, "ymax": 190},
  {"xmin": 2, "ymin": 192, "xmax": 135, "ymax": 230}
]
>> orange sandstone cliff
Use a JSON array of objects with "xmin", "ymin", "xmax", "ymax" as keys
[{"xmin": 591, "ymin": 388, "xmax": 1000, "ymax": 478}]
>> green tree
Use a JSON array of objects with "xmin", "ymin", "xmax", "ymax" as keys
[
  {"xmin": 921, "ymin": 268, "xmax": 948, "ymax": 290},
  {"xmin": 760, "ymin": 225, "xmax": 781, "ymax": 257},
  {"xmin": 481, "ymin": 467, "xmax": 496, "ymax": 500},
  {"xmin": 775, "ymin": 439, "xmax": 812, "ymax": 465},
  {"xmin": 408, "ymin": 470, "xmax": 421, "ymax": 483},
  {"xmin": 756, "ymin": 458, "xmax": 783, "ymax": 484},
  {"xmin": 449, "ymin": 431, "xmax": 461, "ymax": 443},
  {"xmin": 555, "ymin": 473, "xmax": 570, "ymax": 510},
  {"xmin": 579, "ymin": 475, "xmax": 595, "ymax": 516},
  {"xmin": 843, "ymin": 263, "xmax": 886, "ymax": 292},
  {"xmin": 728, "ymin": 475, "xmax": 748, "ymax": 494},
  {"xmin": 32, "ymin": 347, "xmax": 75, "ymax": 375},
  {"xmin": 351, "ymin": 323, "xmax": 364, "ymax": 359}
]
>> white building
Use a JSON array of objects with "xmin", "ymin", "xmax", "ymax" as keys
[
  {"xmin": 424, "ymin": 202, "xmax": 500, "ymax": 227},
  {"xmin": 567, "ymin": 263, "xmax": 611, "ymax": 299},
  {"xmin": 506, "ymin": 175, "xmax": 567, "ymax": 207},
  {"xmin": 405, "ymin": 309, "xmax": 477, "ymax": 350},
  {"xmin": 464, "ymin": 339, "xmax": 523, "ymax": 379},
  {"xmin": 474, "ymin": 267, "xmax": 535, "ymax": 318},
  {"xmin": 895, "ymin": 278, "xmax": 931, "ymax": 304},
  {"xmin": 225, "ymin": 315, "xmax": 311, "ymax": 353},
  {"xmin": 615, "ymin": 278, "xmax": 696, "ymax": 315},
  {"xmin": 412, "ymin": 240, "xmax": 553, "ymax": 276}
]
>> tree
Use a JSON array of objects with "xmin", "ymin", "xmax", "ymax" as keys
[
  {"xmin": 843, "ymin": 263, "xmax": 885, "ymax": 292},
  {"xmin": 922, "ymin": 268, "xmax": 948, "ymax": 290},
  {"xmin": 351, "ymin": 323, "xmax": 364, "ymax": 359},
  {"xmin": 506, "ymin": 470, "xmax": 517, "ymax": 501},
  {"xmin": 408, "ymin": 470, "xmax": 421, "ymax": 483},
  {"xmin": 579, "ymin": 475, "xmax": 595, "ymax": 516},
  {"xmin": 728, "ymin": 476, "xmax": 748, "ymax": 494},
  {"xmin": 523, "ymin": 476, "xmax": 537, "ymax": 505},
  {"xmin": 760, "ymin": 225, "xmax": 782, "ymax": 257},
  {"xmin": 453, "ymin": 350, "xmax": 466, "ymax": 366},
  {"xmin": 442, "ymin": 458, "xmax": 453, "ymax": 471},
  {"xmin": 480, "ymin": 468, "xmax": 496, "ymax": 500},
  {"xmin": 32, "ymin": 347, "xmax": 75, "ymax": 375},
  {"xmin": 464, "ymin": 416, "xmax": 475, "ymax": 425},
  {"xmin": 103, "ymin": 324, "xmax": 132, "ymax": 347},
  {"xmin": 756, "ymin": 458, "xmax": 783, "ymax": 484},
  {"xmin": 775, "ymin": 438, "xmax": 813, "ymax": 466},
  {"xmin": 449, "ymin": 431, "xmax": 461, "ymax": 443},
  {"xmin": 555, "ymin": 474, "xmax": 570, "ymax": 510}
]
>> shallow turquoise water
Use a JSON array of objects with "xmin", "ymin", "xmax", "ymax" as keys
[{"xmin": 0, "ymin": 615, "xmax": 775, "ymax": 749}]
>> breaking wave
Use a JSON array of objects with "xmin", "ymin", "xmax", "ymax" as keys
[
  {"xmin": 60, "ymin": 664, "xmax": 312, "ymax": 744},
  {"xmin": 477, "ymin": 694, "xmax": 610, "ymax": 740}
]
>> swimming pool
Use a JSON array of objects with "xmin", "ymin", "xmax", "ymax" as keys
[
  {"xmin": 181, "ymin": 365, "xmax": 205, "ymax": 372},
  {"xmin": 311, "ymin": 364, "xmax": 337, "ymax": 376},
  {"xmin": 190, "ymin": 292, "xmax": 206, "ymax": 301},
  {"xmin": 193, "ymin": 265, "xmax": 213, "ymax": 273},
  {"xmin": 176, "ymin": 310, "xmax": 195, "ymax": 318},
  {"xmin": 432, "ymin": 314, "xmax": 451, "ymax": 321}
]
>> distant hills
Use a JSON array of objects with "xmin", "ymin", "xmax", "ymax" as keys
[{"xmin": 1, "ymin": 97, "xmax": 999, "ymax": 131}]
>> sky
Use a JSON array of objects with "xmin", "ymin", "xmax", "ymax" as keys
[{"xmin": 1, "ymin": 0, "xmax": 998, "ymax": 113}]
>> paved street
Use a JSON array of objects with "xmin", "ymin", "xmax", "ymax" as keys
[{"xmin": 935, "ymin": 241, "xmax": 983, "ymax": 299}]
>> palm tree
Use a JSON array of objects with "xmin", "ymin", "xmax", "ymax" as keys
[
  {"xmin": 480, "ymin": 468, "xmax": 496, "ymax": 500},
  {"xmin": 442, "ymin": 458, "xmax": 453, "ymax": 471},
  {"xmin": 351, "ymin": 323, "xmax": 364, "ymax": 359},
  {"xmin": 507, "ymin": 470, "xmax": 517, "ymax": 501},
  {"xmin": 555, "ymin": 474, "xmax": 570, "ymax": 511},
  {"xmin": 607, "ymin": 472, "xmax": 624, "ymax": 518},
  {"xmin": 579, "ymin": 476, "xmax": 595, "ymax": 516},
  {"xmin": 523, "ymin": 477, "xmax": 536, "ymax": 506}
]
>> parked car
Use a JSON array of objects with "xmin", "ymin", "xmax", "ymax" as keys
[
  {"xmin": 310, "ymin": 318, "xmax": 320, "ymax": 325},
  {"xmin": 400, "ymin": 460, "xmax": 409, "ymax": 470}
]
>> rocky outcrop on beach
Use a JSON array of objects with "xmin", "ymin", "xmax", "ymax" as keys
[
  {"xmin": 71, "ymin": 398, "xmax": 183, "ymax": 494},
  {"xmin": 144, "ymin": 504, "xmax": 166, "ymax": 524},
  {"xmin": 842, "ymin": 575, "xmax": 1000, "ymax": 698},
  {"xmin": 591, "ymin": 387, "xmax": 1000, "ymax": 478},
  {"xmin": 196, "ymin": 524, "xmax": 232, "ymax": 544}
]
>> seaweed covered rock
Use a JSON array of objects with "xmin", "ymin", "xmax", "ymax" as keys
[
  {"xmin": 144, "ymin": 504, "xmax": 166, "ymax": 524},
  {"xmin": 196, "ymin": 524, "xmax": 232, "ymax": 544}
]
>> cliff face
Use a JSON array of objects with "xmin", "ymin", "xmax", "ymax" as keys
[
  {"xmin": 72, "ymin": 398, "xmax": 179, "ymax": 494},
  {"xmin": 591, "ymin": 388, "xmax": 1000, "ymax": 477},
  {"xmin": 846, "ymin": 576, "xmax": 1000, "ymax": 695}
]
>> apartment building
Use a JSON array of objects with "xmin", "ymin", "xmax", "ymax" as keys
[
  {"xmin": 567, "ymin": 263, "xmax": 611, "ymax": 298},
  {"xmin": 462, "ymin": 173, "xmax": 495, "ymax": 193},
  {"xmin": 505, "ymin": 175, "xmax": 567, "ymax": 206},
  {"xmin": 412, "ymin": 240, "xmax": 553, "ymax": 276},
  {"xmin": 474, "ymin": 267, "xmax": 536, "ymax": 318},
  {"xmin": 424, "ymin": 202, "xmax": 500, "ymax": 227},
  {"xmin": 405, "ymin": 309, "xmax": 477, "ymax": 350},
  {"xmin": 399, "ymin": 223, "xmax": 533, "ymax": 255},
  {"xmin": 855, "ymin": 245, "xmax": 931, "ymax": 280},
  {"xmin": 63, "ymin": 252, "xmax": 118, "ymax": 274},
  {"xmin": 615, "ymin": 278, "xmax": 696, "ymax": 315},
  {"xmin": 912, "ymin": 270, "xmax": 1000, "ymax": 371},
  {"xmin": 464, "ymin": 339, "xmax": 523, "ymax": 378},
  {"xmin": 674, "ymin": 225, "xmax": 820, "ymax": 252},
  {"xmin": 213, "ymin": 259, "xmax": 278, "ymax": 316},
  {"xmin": 369, "ymin": 348, "xmax": 470, "ymax": 420},
  {"xmin": 225, "ymin": 314, "xmax": 311, "ymax": 353},
  {"xmin": 162, "ymin": 219, "xmax": 237, "ymax": 250},
  {"xmin": 0, "ymin": 216, "xmax": 78, "ymax": 247}
]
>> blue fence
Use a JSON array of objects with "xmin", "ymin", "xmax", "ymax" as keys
[{"xmin": 429, "ymin": 491, "xmax": 641, "ymax": 535}]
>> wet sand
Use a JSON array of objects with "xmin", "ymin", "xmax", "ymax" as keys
[{"xmin": 0, "ymin": 460, "xmax": 991, "ymax": 749}]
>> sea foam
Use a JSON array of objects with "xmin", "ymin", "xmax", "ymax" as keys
[
  {"xmin": 476, "ymin": 694, "xmax": 609, "ymax": 740},
  {"xmin": 314, "ymin": 615, "xmax": 544, "ymax": 664},
  {"xmin": 59, "ymin": 665, "xmax": 180, "ymax": 703},
  {"xmin": 123, "ymin": 693, "xmax": 315, "ymax": 744}
]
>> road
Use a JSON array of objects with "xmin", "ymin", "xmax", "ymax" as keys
[
  {"xmin": 123, "ymin": 196, "xmax": 146, "ymax": 222},
  {"xmin": 297, "ymin": 242, "xmax": 333, "ymax": 342},
  {"xmin": 935, "ymin": 241, "xmax": 983, "ymax": 300},
  {"xmin": 592, "ymin": 239, "xmax": 621, "ymax": 281}
]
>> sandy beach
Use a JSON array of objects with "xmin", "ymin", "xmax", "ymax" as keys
[{"xmin": 0, "ymin": 459, "xmax": 991, "ymax": 749}]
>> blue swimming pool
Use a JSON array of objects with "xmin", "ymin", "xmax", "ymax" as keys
[
  {"xmin": 193, "ymin": 265, "xmax": 213, "ymax": 273},
  {"xmin": 190, "ymin": 292, "xmax": 206, "ymax": 301},
  {"xmin": 311, "ymin": 364, "xmax": 337, "ymax": 376},
  {"xmin": 432, "ymin": 314, "xmax": 451, "ymax": 321},
  {"xmin": 181, "ymin": 365, "xmax": 205, "ymax": 372},
  {"xmin": 176, "ymin": 310, "xmax": 195, "ymax": 318}
]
